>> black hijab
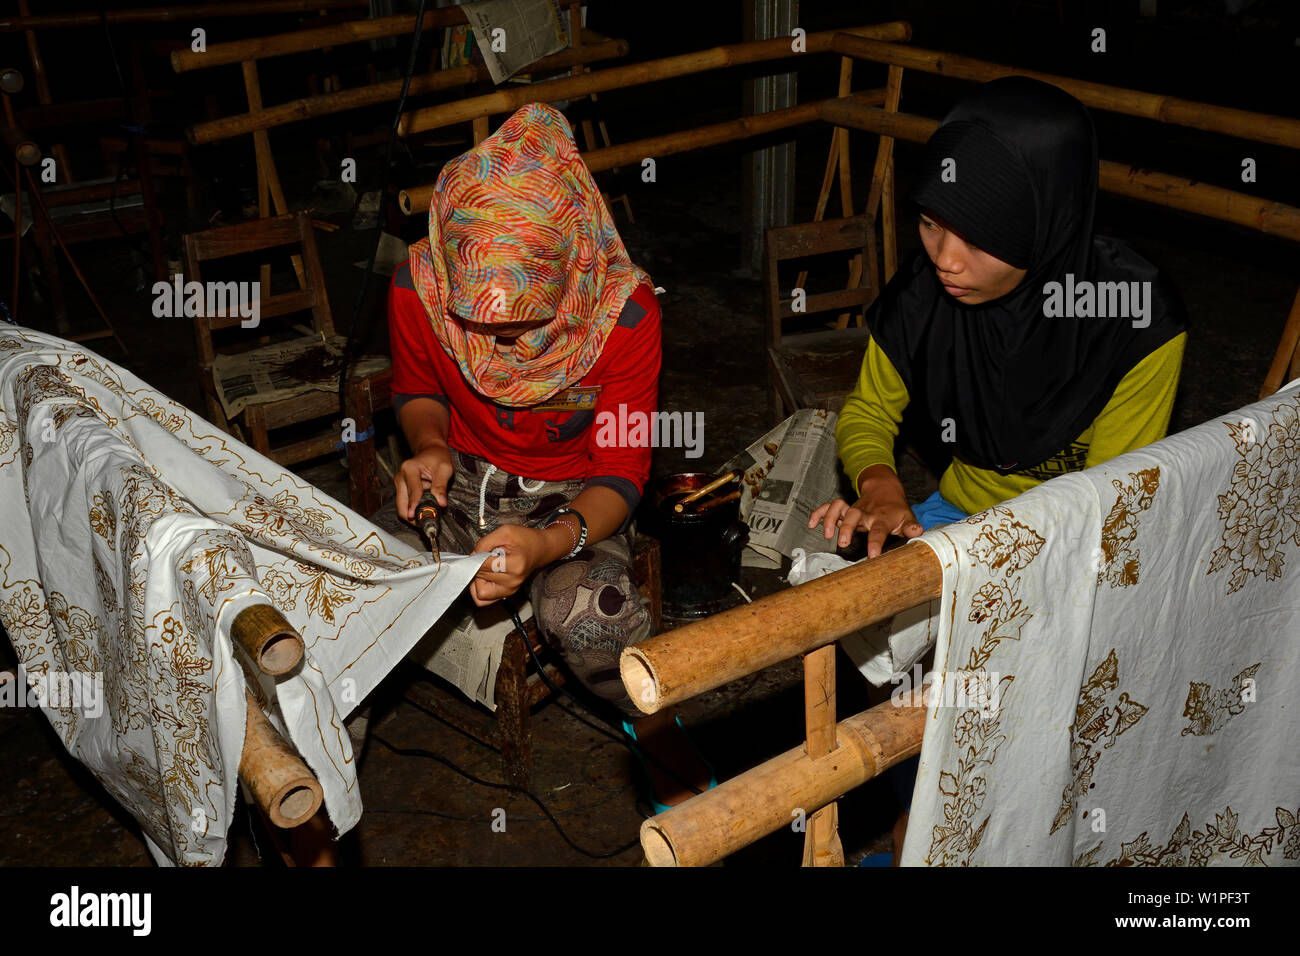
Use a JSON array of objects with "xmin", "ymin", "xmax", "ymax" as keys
[{"xmin": 867, "ymin": 76, "xmax": 1187, "ymax": 473}]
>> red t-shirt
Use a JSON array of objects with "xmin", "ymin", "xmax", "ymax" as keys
[{"xmin": 387, "ymin": 258, "xmax": 661, "ymax": 506}]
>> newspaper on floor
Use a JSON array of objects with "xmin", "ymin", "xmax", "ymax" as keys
[
  {"xmin": 210, "ymin": 334, "xmax": 390, "ymax": 419},
  {"xmin": 407, "ymin": 597, "xmax": 532, "ymax": 711},
  {"xmin": 721, "ymin": 407, "xmax": 842, "ymax": 569},
  {"xmin": 462, "ymin": 0, "xmax": 568, "ymax": 85}
]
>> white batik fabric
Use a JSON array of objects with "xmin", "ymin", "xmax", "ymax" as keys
[
  {"xmin": 0, "ymin": 327, "xmax": 487, "ymax": 866},
  {"xmin": 787, "ymin": 548, "xmax": 939, "ymax": 686},
  {"xmin": 901, "ymin": 378, "xmax": 1300, "ymax": 866}
]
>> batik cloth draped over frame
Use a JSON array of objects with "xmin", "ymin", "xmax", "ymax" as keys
[
  {"xmin": 0, "ymin": 327, "xmax": 488, "ymax": 866},
  {"xmin": 900, "ymin": 378, "xmax": 1300, "ymax": 866},
  {"xmin": 408, "ymin": 102, "xmax": 650, "ymax": 408}
]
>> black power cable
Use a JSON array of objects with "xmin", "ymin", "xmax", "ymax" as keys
[
  {"xmin": 368, "ymin": 733, "xmax": 638, "ymax": 860},
  {"xmin": 335, "ymin": 0, "xmax": 432, "ymax": 421},
  {"xmin": 500, "ymin": 597, "xmax": 706, "ymax": 800}
]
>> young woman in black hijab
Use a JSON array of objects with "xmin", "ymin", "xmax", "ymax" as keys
[
  {"xmin": 812, "ymin": 75, "xmax": 1187, "ymax": 556},
  {"xmin": 808, "ymin": 76, "xmax": 1188, "ymax": 864}
]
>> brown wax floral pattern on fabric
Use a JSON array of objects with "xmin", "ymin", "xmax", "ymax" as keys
[
  {"xmin": 1208, "ymin": 401, "xmax": 1300, "ymax": 594},
  {"xmin": 1098, "ymin": 468, "xmax": 1160, "ymax": 588},
  {"xmin": 925, "ymin": 506, "xmax": 1034, "ymax": 866},
  {"xmin": 1050, "ymin": 649, "xmax": 1148, "ymax": 836},
  {"xmin": 0, "ymin": 332, "xmax": 434, "ymax": 863},
  {"xmin": 1075, "ymin": 806, "xmax": 1300, "ymax": 867},
  {"xmin": 1181, "ymin": 662, "xmax": 1261, "ymax": 737}
]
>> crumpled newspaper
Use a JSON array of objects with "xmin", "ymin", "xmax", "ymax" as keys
[{"xmin": 788, "ymin": 546, "xmax": 940, "ymax": 687}]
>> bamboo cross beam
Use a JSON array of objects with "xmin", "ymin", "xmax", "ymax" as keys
[
  {"xmin": 1, "ymin": 1, "xmax": 368, "ymax": 31},
  {"xmin": 621, "ymin": 543, "xmax": 943, "ymax": 715},
  {"xmin": 642, "ymin": 696, "xmax": 927, "ymax": 867},
  {"xmin": 240, "ymin": 690, "xmax": 324, "ymax": 829},
  {"xmin": 188, "ymin": 37, "xmax": 629, "ymax": 145},
  {"xmin": 397, "ymin": 22, "xmax": 912, "ymax": 138},
  {"xmin": 2, "ymin": 123, "xmax": 39, "ymax": 166},
  {"xmin": 171, "ymin": 0, "xmax": 587, "ymax": 73},
  {"xmin": 819, "ymin": 99, "xmax": 1300, "ymax": 244},
  {"xmin": 230, "ymin": 603, "xmax": 304, "ymax": 676},
  {"xmin": 830, "ymin": 33, "xmax": 1300, "ymax": 151},
  {"xmin": 398, "ymin": 88, "xmax": 887, "ymax": 216}
]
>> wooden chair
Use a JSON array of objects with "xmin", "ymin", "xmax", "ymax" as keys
[
  {"xmin": 765, "ymin": 214, "xmax": 881, "ymax": 422},
  {"xmin": 182, "ymin": 211, "xmax": 390, "ymax": 506}
]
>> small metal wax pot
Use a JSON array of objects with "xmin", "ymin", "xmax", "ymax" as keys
[{"xmin": 640, "ymin": 472, "xmax": 749, "ymax": 620}]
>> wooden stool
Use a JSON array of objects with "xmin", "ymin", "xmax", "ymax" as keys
[{"xmin": 403, "ymin": 534, "xmax": 662, "ymax": 789}]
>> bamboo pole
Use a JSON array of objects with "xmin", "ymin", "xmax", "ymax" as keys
[
  {"xmin": 863, "ymin": 65, "xmax": 903, "ymax": 222},
  {"xmin": 883, "ymin": 159, "xmax": 898, "ymax": 281},
  {"xmin": 188, "ymin": 38, "xmax": 628, "ymax": 145},
  {"xmin": 240, "ymin": 690, "xmax": 324, "ymax": 829},
  {"xmin": 819, "ymin": 99, "xmax": 1300, "ymax": 244},
  {"xmin": 399, "ymin": 89, "xmax": 886, "ymax": 215},
  {"xmin": 1260, "ymin": 286, "xmax": 1300, "ymax": 399},
  {"xmin": 1, "ymin": 1, "xmax": 368, "ymax": 31},
  {"xmin": 16, "ymin": 0, "xmax": 72, "ymax": 181},
  {"xmin": 642, "ymin": 697, "xmax": 927, "ymax": 867},
  {"xmin": 830, "ymin": 33, "xmax": 1300, "ymax": 151},
  {"xmin": 241, "ymin": 60, "xmax": 306, "ymax": 290},
  {"xmin": 796, "ymin": 55, "xmax": 854, "ymax": 304},
  {"xmin": 2, "ymin": 123, "xmax": 39, "ymax": 166},
  {"xmin": 230, "ymin": 603, "xmax": 304, "ymax": 676},
  {"xmin": 397, "ymin": 22, "xmax": 913, "ymax": 137},
  {"xmin": 621, "ymin": 542, "xmax": 943, "ymax": 715},
  {"xmin": 172, "ymin": 0, "xmax": 587, "ymax": 73}
]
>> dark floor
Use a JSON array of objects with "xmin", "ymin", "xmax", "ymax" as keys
[{"xmin": 1, "ymin": 0, "xmax": 1297, "ymax": 866}]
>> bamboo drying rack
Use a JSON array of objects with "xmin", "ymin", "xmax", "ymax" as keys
[
  {"xmin": 170, "ymin": 1, "xmax": 602, "ymax": 289},
  {"xmin": 621, "ymin": 543, "xmax": 943, "ymax": 867}
]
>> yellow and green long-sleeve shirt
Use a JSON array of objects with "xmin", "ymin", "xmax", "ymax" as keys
[{"xmin": 836, "ymin": 331, "xmax": 1187, "ymax": 515}]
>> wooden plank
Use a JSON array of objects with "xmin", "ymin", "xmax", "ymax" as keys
[{"xmin": 801, "ymin": 644, "xmax": 844, "ymax": 867}]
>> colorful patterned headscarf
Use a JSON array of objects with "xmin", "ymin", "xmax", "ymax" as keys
[{"xmin": 408, "ymin": 103, "xmax": 650, "ymax": 408}]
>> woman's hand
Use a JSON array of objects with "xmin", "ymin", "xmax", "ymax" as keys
[
  {"xmin": 808, "ymin": 464, "xmax": 922, "ymax": 558},
  {"xmin": 395, "ymin": 441, "xmax": 455, "ymax": 521},
  {"xmin": 468, "ymin": 523, "xmax": 568, "ymax": 606}
]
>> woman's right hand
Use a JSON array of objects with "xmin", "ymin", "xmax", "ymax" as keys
[
  {"xmin": 808, "ymin": 464, "xmax": 923, "ymax": 558},
  {"xmin": 395, "ymin": 441, "xmax": 455, "ymax": 522}
]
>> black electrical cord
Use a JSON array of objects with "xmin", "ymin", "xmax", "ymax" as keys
[
  {"xmin": 335, "ymin": 0, "xmax": 432, "ymax": 420},
  {"xmin": 368, "ymin": 733, "xmax": 638, "ymax": 860},
  {"xmin": 500, "ymin": 597, "xmax": 706, "ymax": 800}
]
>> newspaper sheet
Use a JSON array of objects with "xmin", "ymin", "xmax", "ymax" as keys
[
  {"xmin": 406, "ymin": 597, "xmax": 533, "ymax": 711},
  {"xmin": 722, "ymin": 408, "xmax": 842, "ymax": 569},
  {"xmin": 462, "ymin": 0, "xmax": 568, "ymax": 85},
  {"xmin": 210, "ymin": 334, "xmax": 389, "ymax": 419}
]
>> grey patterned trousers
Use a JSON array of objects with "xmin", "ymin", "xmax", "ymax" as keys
[{"xmin": 378, "ymin": 448, "xmax": 653, "ymax": 716}]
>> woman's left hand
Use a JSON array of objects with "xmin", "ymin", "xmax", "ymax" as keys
[{"xmin": 468, "ymin": 524, "xmax": 554, "ymax": 606}]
